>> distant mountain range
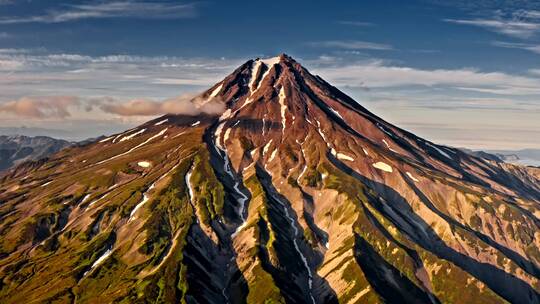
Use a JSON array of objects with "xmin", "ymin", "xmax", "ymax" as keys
[
  {"xmin": 488, "ymin": 149, "xmax": 540, "ymax": 167},
  {"xmin": 0, "ymin": 55, "xmax": 538, "ymax": 304},
  {"xmin": 0, "ymin": 135, "xmax": 72, "ymax": 172}
]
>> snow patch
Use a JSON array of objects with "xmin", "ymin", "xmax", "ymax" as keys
[
  {"xmin": 99, "ymin": 136, "xmax": 113, "ymax": 143},
  {"xmin": 263, "ymin": 140, "xmax": 273, "ymax": 156},
  {"xmin": 331, "ymin": 147, "xmax": 354, "ymax": 161},
  {"xmin": 372, "ymin": 162, "xmax": 393, "ymax": 172},
  {"xmin": 279, "ymin": 86, "xmax": 287, "ymax": 135},
  {"xmin": 214, "ymin": 122, "xmax": 226, "ymax": 150},
  {"xmin": 426, "ymin": 142, "xmax": 452, "ymax": 160},
  {"xmin": 248, "ymin": 60, "xmax": 262, "ymax": 93},
  {"xmin": 185, "ymin": 165, "xmax": 199, "ymax": 224},
  {"xmin": 224, "ymin": 128, "xmax": 232, "ymax": 143},
  {"xmin": 84, "ymin": 248, "xmax": 112, "ymax": 276},
  {"xmin": 81, "ymin": 194, "xmax": 91, "ymax": 204},
  {"xmin": 337, "ymin": 153, "xmax": 354, "ymax": 161},
  {"xmin": 329, "ymin": 107, "xmax": 343, "ymax": 119},
  {"xmin": 254, "ymin": 57, "xmax": 280, "ymax": 90},
  {"xmin": 261, "ymin": 56, "xmax": 280, "ymax": 66},
  {"xmin": 129, "ymin": 188, "xmax": 151, "ymax": 221},
  {"xmin": 268, "ymin": 149, "xmax": 278, "ymax": 162},
  {"xmin": 97, "ymin": 128, "xmax": 168, "ymax": 165},
  {"xmin": 406, "ymin": 171, "xmax": 419, "ymax": 182},
  {"xmin": 154, "ymin": 118, "xmax": 168, "ymax": 126},
  {"xmin": 41, "ymin": 181, "xmax": 52, "ymax": 187},
  {"xmin": 119, "ymin": 128, "xmax": 146, "ymax": 142},
  {"xmin": 219, "ymin": 109, "xmax": 232, "ymax": 121},
  {"xmin": 382, "ymin": 139, "xmax": 398, "ymax": 153},
  {"xmin": 209, "ymin": 83, "xmax": 223, "ymax": 98},
  {"xmin": 297, "ymin": 165, "xmax": 308, "ymax": 184},
  {"xmin": 362, "ymin": 148, "xmax": 369, "ymax": 155},
  {"xmin": 315, "ymin": 119, "xmax": 331, "ymax": 148},
  {"xmin": 138, "ymin": 161, "xmax": 151, "ymax": 168},
  {"xmin": 87, "ymin": 193, "xmax": 109, "ymax": 208},
  {"xmin": 191, "ymin": 121, "xmax": 201, "ymax": 127}
]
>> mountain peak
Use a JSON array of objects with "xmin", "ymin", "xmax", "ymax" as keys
[{"xmin": 253, "ymin": 53, "xmax": 292, "ymax": 63}]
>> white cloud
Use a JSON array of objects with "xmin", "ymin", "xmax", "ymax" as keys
[
  {"xmin": 312, "ymin": 60, "xmax": 540, "ymax": 95},
  {"xmin": 97, "ymin": 95, "xmax": 225, "ymax": 117},
  {"xmin": 0, "ymin": 51, "xmax": 241, "ymax": 101},
  {"xmin": 308, "ymin": 40, "xmax": 392, "ymax": 51},
  {"xmin": 445, "ymin": 18, "xmax": 540, "ymax": 38},
  {"xmin": 522, "ymin": 10, "xmax": 540, "ymax": 19},
  {"xmin": 444, "ymin": 9, "xmax": 540, "ymax": 39},
  {"xmin": 0, "ymin": 59, "xmax": 23, "ymax": 70},
  {"xmin": 152, "ymin": 77, "xmax": 220, "ymax": 86},
  {"xmin": 0, "ymin": 1, "xmax": 198, "ymax": 24},
  {"xmin": 492, "ymin": 41, "xmax": 540, "ymax": 54},
  {"xmin": 0, "ymin": 96, "xmax": 79, "ymax": 118}
]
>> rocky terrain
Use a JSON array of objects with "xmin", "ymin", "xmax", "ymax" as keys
[{"xmin": 0, "ymin": 54, "xmax": 538, "ymax": 303}]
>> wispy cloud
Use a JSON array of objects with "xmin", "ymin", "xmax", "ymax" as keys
[
  {"xmin": 529, "ymin": 69, "xmax": 540, "ymax": 76},
  {"xmin": 492, "ymin": 40, "xmax": 540, "ymax": 54},
  {"xmin": 444, "ymin": 10, "xmax": 540, "ymax": 39},
  {"xmin": 0, "ymin": 50, "xmax": 242, "ymax": 118},
  {"xmin": 445, "ymin": 18, "xmax": 540, "ymax": 38},
  {"xmin": 308, "ymin": 40, "xmax": 392, "ymax": 51},
  {"xmin": 526, "ymin": 10, "xmax": 540, "ymax": 18},
  {"xmin": 0, "ymin": 1, "xmax": 198, "ymax": 24},
  {"xmin": 311, "ymin": 59, "xmax": 540, "ymax": 95},
  {"xmin": 337, "ymin": 20, "xmax": 374, "ymax": 27}
]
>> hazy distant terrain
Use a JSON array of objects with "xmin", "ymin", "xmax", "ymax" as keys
[
  {"xmin": 0, "ymin": 135, "xmax": 72, "ymax": 171},
  {"xmin": 488, "ymin": 149, "xmax": 540, "ymax": 167}
]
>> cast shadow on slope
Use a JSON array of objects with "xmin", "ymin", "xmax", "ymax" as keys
[
  {"xmin": 327, "ymin": 155, "xmax": 540, "ymax": 304},
  {"xmin": 354, "ymin": 234, "xmax": 438, "ymax": 304},
  {"xmin": 399, "ymin": 171, "xmax": 540, "ymax": 279},
  {"xmin": 256, "ymin": 166, "xmax": 339, "ymax": 304},
  {"xmin": 183, "ymin": 222, "xmax": 248, "ymax": 304}
]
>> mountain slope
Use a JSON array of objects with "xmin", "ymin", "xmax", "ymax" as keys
[
  {"xmin": 0, "ymin": 54, "xmax": 539, "ymax": 304},
  {"xmin": 0, "ymin": 135, "xmax": 71, "ymax": 172}
]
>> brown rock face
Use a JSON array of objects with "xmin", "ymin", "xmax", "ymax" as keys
[{"xmin": 0, "ymin": 54, "xmax": 539, "ymax": 304}]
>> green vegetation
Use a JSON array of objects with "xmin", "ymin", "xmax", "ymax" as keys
[{"xmin": 189, "ymin": 149, "xmax": 225, "ymax": 223}]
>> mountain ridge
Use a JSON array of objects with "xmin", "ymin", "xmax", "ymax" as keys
[
  {"xmin": 0, "ymin": 134, "xmax": 72, "ymax": 172},
  {"xmin": 0, "ymin": 54, "xmax": 538, "ymax": 304}
]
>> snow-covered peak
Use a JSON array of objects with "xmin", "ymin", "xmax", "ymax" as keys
[{"xmin": 260, "ymin": 56, "xmax": 281, "ymax": 66}]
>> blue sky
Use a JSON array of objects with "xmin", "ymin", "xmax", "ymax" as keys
[{"xmin": 0, "ymin": 0, "xmax": 539, "ymax": 149}]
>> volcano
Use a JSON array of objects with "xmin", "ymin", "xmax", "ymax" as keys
[{"xmin": 0, "ymin": 54, "xmax": 539, "ymax": 304}]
